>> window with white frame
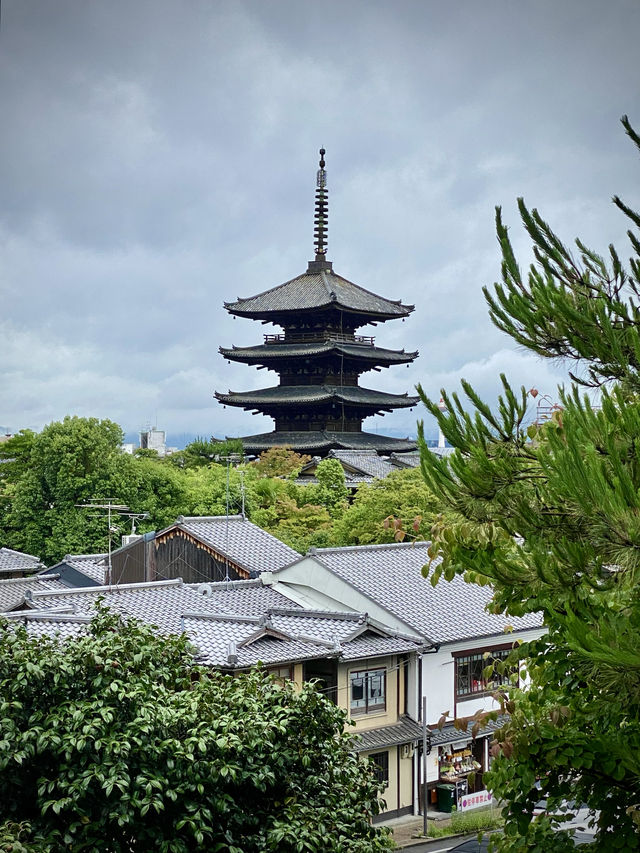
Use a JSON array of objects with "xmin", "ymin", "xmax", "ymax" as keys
[
  {"xmin": 455, "ymin": 647, "xmax": 515, "ymax": 698},
  {"xmin": 350, "ymin": 667, "xmax": 386, "ymax": 715}
]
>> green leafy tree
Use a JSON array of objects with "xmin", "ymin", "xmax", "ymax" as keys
[
  {"xmin": 0, "ymin": 418, "xmax": 194, "ymax": 564},
  {"xmin": 1, "ymin": 417, "xmax": 126, "ymax": 562},
  {"xmin": 305, "ymin": 458, "xmax": 349, "ymax": 518},
  {"xmin": 250, "ymin": 446, "xmax": 311, "ymax": 479},
  {"xmin": 114, "ymin": 454, "xmax": 191, "ymax": 533},
  {"xmin": 0, "ymin": 430, "xmax": 36, "ymax": 486},
  {"xmin": 418, "ymin": 117, "xmax": 640, "ymax": 850},
  {"xmin": 0, "ymin": 608, "xmax": 393, "ymax": 852},
  {"xmin": 252, "ymin": 493, "xmax": 334, "ymax": 554},
  {"xmin": 167, "ymin": 437, "xmax": 244, "ymax": 470},
  {"xmin": 333, "ymin": 468, "xmax": 439, "ymax": 546},
  {"xmin": 181, "ymin": 463, "xmax": 252, "ymax": 518}
]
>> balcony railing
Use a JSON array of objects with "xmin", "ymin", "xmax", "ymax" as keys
[{"xmin": 263, "ymin": 332, "xmax": 375, "ymax": 346}]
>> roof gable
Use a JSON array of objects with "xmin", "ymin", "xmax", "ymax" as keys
[
  {"xmin": 153, "ymin": 515, "xmax": 299, "ymax": 575},
  {"xmin": 270, "ymin": 545, "xmax": 542, "ymax": 646},
  {"xmin": 313, "ymin": 542, "xmax": 542, "ymax": 645}
]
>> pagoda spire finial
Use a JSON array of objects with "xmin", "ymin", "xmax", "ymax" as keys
[{"xmin": 314, "ymin": 147, "xmax": 328, "ymax": 262}]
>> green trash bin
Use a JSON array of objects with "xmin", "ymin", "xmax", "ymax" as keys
[{"xmin": 437, "ymin": 783, "xmax": 456, "ymax": 813}]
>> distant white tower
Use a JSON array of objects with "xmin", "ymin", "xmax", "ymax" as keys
[{"xmin": 437, "ymin": 398, "xmax": 447, "ymax": 449}]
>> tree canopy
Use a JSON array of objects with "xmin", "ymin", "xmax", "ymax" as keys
[
  {"xmin": 332, "ymin": 467, "xmax": 438, "ymax": 546},
  {"xmin": 0, "ymin": 608, "xmax": 392, "ymax": 852},
  {"xmin": 418, "ymin": 117, "xmax": 640, "ymax": 850},
  {"xmin": 0, "ymin": 417, "xmax": 191, "ymax": 563}
]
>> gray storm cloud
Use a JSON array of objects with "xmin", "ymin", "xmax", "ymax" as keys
[{"xmin": 1, "ymin": 0, "xmax": 638, "ymax": 440}]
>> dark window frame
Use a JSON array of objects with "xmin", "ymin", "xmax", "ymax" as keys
[
  {"xmin": 349, "ymin": 667, "xmax": 387, "ymax": 715},
  {"xmin": 369, "ymin": 751, "xmax": 389, "ymax": 785},
  {"xmin": 454, "ymin": 646, "xmax": 517, "ymax": 699}
]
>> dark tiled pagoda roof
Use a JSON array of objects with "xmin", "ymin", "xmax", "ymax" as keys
[
  {"xmin": 216, "ymin": 384, "xmax": 419, "ymax": 410},
  {"xmin": 225, "ymin": 267, "xmax": 414, "ymax": 322},
  {"xmin": 220, "ymin": 340, "xmax": 418, "ymax": 366},
  {"xmin": 228, "ymin": 430, "xmax": 418, "ymax": 455}
]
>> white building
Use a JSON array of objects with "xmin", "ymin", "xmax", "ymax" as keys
[{"xmin": 264, "ymin": 541, "xmax": 544, "ymax": 814}]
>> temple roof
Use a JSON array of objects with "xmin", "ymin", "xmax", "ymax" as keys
[
  {"xmin": 219, "ymin": 340, "xmax": 418, "ymax": 366},
  {"xmin": 224, "ymin": 267, "xmax": 414, "ymax": 322},
  {"xmin": 216, "ymin": 384, "xmax": 419, "ymax": 410},
  {"xmin": 229, "ymin": 430, "xmax": 418, "ymax": 455}
]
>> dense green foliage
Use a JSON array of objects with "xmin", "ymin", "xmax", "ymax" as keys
[
  {"xmin": 0, "ymin": 609, "xmax": 392, "ymax": 852},
  {"xmin": 165, "ymin": 438, "xmax": 244, "ymax": 470},
  {"xmin": 0, "ymin": 417, "xmax": 189, "ymax": 563},
  {"xmin": 333, "ymin": 468, "xmax": 438, "ymax": 545},
  {"xmin": 418, "ymin": 117, "xmax": 640, "ymax": 850},
  {"xmin": 1, "ymin": 424, "xmax": 439, "ymax": 562}
]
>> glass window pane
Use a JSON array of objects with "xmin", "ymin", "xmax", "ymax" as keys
[
  {"xmin": 457, "ymin": 658, "xmax": 471, "ymax": 696},
  {"xmin": 350, "ymin": 672, "xmax": 366, "ymax": 711},
  {"xmin": 368, "ymin": 670, "xmax": 385, "ymax": 709}
]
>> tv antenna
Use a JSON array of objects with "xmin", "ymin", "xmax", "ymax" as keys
[{"xmin": 76, "ymin": 500, "xmax": 149, "ymax": 586}]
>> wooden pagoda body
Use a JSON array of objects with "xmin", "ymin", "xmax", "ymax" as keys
[{"xmin": 216, "ymin": 152, "xmax": 419, "ymax": 456}]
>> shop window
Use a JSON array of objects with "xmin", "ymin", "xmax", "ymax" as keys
[
  {"xmin": 455, "ymin": 648, "xmax": 514, "ymax": 698},
  {"xmin": 369, "ymin": 751, "xmax": 389, "ymax": 785},
  {"xmin": 349, "ymin": 668, "xmax": 386, "ymax": 715}
]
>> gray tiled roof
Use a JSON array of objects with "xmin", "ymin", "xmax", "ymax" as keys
[
  {"xmin": 186, "ymin": 615, "xmax": 336, "ymax": 668},
  {"xmin": 312, "ymin": 542, "xmax": 543, "ymax": 645},
  {"xmin": 6, "ymin": 610, "xmax": 91, "ymax": 639},
  {"xmin": 233, "ymin": 430, "xmax": 418, "ymax": 455},
  {"xmin": 25, "ymin": 578, "xmax": 293, "ymax": 633},
  {"xmin": 188, "ymin": 610, "xmax": 422, "ymax": 668},
  {"xmin": 266, "ymin": 608, "xmax": 366, "ymax": 642},
  {"xmin": 355, "ymin": 716, "xmax": 424, "ymax": 752},
  {"xmin": 11, "ymin": 579, "xmax": 422, "ymax": 670},
  {"xmin": 340, "ymin": 633, "xmax": 421, "ymax": 660},
  {"xmin": 171, "ymin": 516, "xmax": 299, "ymax": 574},
  {"xmin": 59, "ymin": 554, "xmax": 107, "ymax": 584},
  {"xmin": 390, "ymin": 449, "xmax": 454, "ymax": 468},
  {"xmin": 430, "ymin": 715, "xmax": 508, "ymax": 747},
  {"xmin": 216, "ymin": 385, "xmax": 419, "ymax": 409},
  {"xmin": 0, "ymin": 547, "xmax": 43, "ymax": 573},
  {"xmin": 225, "ymin": 269, "xmax": 413, "ymax": 320},
  {"xmin": 329, "ymin": 450, "xmax": 396, "ymax": 480},
  {"xmin": 390, "ymin": 451, "xmax": 422, "ymax": 469},
  {"xmin": 0, "ymin": 574, "xmax": 65, "ymax": 611},
  {"xmin": 220, "ymin": 341, "xmax": 417, "ymax": 365}
]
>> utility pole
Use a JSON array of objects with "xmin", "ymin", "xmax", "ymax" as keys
[{"xmin": 422, "ymin": 695, "xmax": 429, "ymax": 837}]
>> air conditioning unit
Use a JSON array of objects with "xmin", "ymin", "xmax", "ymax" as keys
[
  {"xmin": 401, "ymin": 743, "xmax": 415, "ymax": 759},
  {"xmin": 121, "ymin": 534, "xmax": 143, "ymax": 547}
]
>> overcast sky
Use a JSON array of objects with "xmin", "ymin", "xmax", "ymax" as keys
[{"xmin": 1, "ymin": 0, "xmax": 639, "ymax": 445}]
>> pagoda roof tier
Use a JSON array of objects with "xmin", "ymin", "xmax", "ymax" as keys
[
  {"xmin": 219, "ymin": 340, "xmax": 418, "ymax": 367},
  {"xmin": 225, "ymin": 266, "xmax": 414, "ymax": 323},
  {"xmin": 229, "ymin": 430, "xmax": 418, "ymax": 455},
  {"xmin": 216, "ymin": 385, "xmax": 419, "ymax": 411}
]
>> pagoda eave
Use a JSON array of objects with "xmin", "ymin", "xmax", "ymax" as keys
[
  {"xmin": 215, "ymin": 387, "xmax": 420, "ymax": 410},
  {"xmin": 226, "ymin": 430, "xmax": 418, "ymax": 456},
  {"xmin": 219, "ymin": 342, "xmax": 418, "ymax": 368},
  {"xmin": 224, "ymin": 304, "xmax": 413, "ymax": 325}
]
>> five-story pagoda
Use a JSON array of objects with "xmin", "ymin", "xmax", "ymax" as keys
[{"xmin": 216, "ymin": 150, "xmax": 419, "ymax": 456}]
